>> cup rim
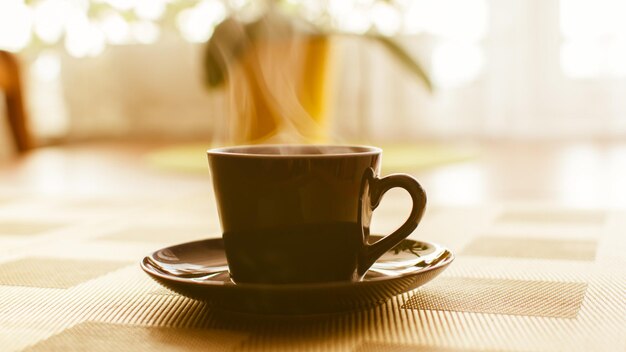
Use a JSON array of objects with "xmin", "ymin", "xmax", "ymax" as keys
[{"xmin": 207, "ymin": 144, "xmax": 382, "ymax": 158}]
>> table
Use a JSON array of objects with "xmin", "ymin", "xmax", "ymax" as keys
[{"xmin": 0, "ymin": 141, "xmax": 624, "ymax": 351}]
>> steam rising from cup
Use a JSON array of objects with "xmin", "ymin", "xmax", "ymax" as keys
[{"xmin": 205, "ymin": 10, "xmax": 333, "ymax": 146}]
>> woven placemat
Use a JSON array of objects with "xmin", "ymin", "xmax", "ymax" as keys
[{"xmin": 0, "ymin": 196, "xmax": 624, "ymax": 351}]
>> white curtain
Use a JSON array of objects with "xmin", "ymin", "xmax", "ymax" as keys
[{"xmin": 333, "ymin": 0, "xmax": 626, "ymax": 141}]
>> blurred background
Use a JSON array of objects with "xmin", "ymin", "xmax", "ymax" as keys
[{"xmin": 2, "ymin": 0, "xmax": 626, "ymax": 158}]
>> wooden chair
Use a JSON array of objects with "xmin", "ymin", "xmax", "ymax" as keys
[{"xmin": 0, "ymin": 51, "xmax": 32, "ymax": 152}]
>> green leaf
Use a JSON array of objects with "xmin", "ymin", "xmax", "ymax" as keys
[
  {"xmin": 203, "ymin": 19, "xmax": 250, "ymax": 88},
  {"xmin": 202, "ymin": 17, "xmax": 272, "ymax": 88},
  {"xmin": 373, "ymin": 36, "xmax": 433, "ymax": 93}
]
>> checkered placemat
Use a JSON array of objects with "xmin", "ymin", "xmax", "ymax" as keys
[{"xmin": 1, "ymin": 194, "xmax": 624, "ymax": 351}]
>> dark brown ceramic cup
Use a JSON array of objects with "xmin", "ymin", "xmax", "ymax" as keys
[{"xmin": 207, "ymin": 145, "xmax": 427, "ymax": 285}]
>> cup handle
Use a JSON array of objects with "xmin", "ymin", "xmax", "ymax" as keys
[{"xmin": 358, "ymin": 168, "xmax": 427, "ymax": 275}]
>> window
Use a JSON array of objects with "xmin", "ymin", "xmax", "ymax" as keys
[{"xmin": 560, "ymin": 0, "xmax": 626, "ymax": 78}]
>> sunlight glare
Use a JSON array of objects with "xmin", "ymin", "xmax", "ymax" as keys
[
  {"xmin": 32, "ymin": 52, "xmax": 61, "ymax": 81},
  {"xmin": 131, "ymin": 21, "xmax": 160, "ymax": 44},
  {"xmin": 432, "ymin": 41, "xmax": 484, "ymax": 88},
  {"xmin": 176, "ymin": 0, "xmax": 227, "ymax": 43},
  {"xmin": 101, "ymin": 12, "xmax": 131, "ymax": 45},
  {"xmin": 134, "ymin": 0, "xmax": 166, "ymax": 21},
  {"xmin": 104, "ymin": 0, "xmax": 136, "ymax": 11},
  {"xmin": 560, "ymin": 40, "xmax": 602, "ymax": 78},
  {"xmin": 0, "ymin": 0, "xmax": 32, "ymax": 52},
  {"xmin": 33, "ymin": 0, "xmax": 67, "ymax": 44},
  {"xmin": 422, "ymin": 0, "xmax": 488, "ymax": 41},
  {"xmin": 371, "ymin": 2, "xmax": 401, "ymax": 36},
  {"xmin": 65, "ymin": 10, "xmax": 105, "ymax": 58}
]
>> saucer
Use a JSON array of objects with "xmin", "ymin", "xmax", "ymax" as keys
[{"xmin": 141, "ymin": 235, "xmax": 454, "ymax": 315}]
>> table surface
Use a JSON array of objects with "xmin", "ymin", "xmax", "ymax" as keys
[{"xmin": 0, "ymin": 141, "xmax": 624, "ymax": 351}]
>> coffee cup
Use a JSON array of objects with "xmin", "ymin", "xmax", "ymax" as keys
[{"xmin": 207, "ymin": 145, "xmax": 426, "ymax": 284}]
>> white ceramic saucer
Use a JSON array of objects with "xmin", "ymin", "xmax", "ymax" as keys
[{"xmin": 141, "ymin": 235, "xmax": 454, "ymax": 315}]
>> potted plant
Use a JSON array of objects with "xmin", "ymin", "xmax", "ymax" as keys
[{"xmin": 203, "ymin": 2, "xmax": 432, "ymax": 144}]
